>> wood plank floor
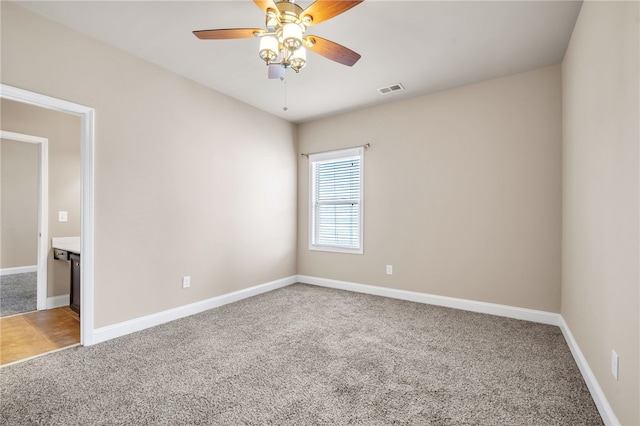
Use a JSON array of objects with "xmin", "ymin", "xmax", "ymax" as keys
[{"xmin": 1, "ymin": 307, "xmax": 80, "ymax": 365}]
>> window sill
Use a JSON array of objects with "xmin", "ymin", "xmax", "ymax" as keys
[{"xmin": 309, "ymin": 245, "xmax": 363, "ymax": 255}]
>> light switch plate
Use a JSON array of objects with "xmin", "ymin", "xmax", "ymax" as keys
[{"xmin": 58, "ymin": 211, "xmax": 68, "ymax": 222}]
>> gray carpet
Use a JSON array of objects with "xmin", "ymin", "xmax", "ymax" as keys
[
  {"xmin": 0, "ymin": 272, "xmax": 37, "ymax": 317},
  {"xmin": 0, "ymin": 283, "xmax": 602, "ymax": 425}
]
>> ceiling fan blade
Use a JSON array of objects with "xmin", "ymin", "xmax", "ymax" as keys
[
  {"xmin": 253, "ymin": 0, "xmax": 280, "ymax": 16},
  {"xmin": 301, "ymin": 0, "xmax": 363, "ymax": 26},
  {"xmin": 305, "ymin": 36, "xmax": 361, "ymax": 66},
  {"xmin": 193, "ymin": 28, "xmax": 264, "ymax": 40}
]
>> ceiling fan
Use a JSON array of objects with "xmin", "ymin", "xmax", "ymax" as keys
[{"xmin": 193, "ymin": 0, "xmax": 363, "ymax": 78}]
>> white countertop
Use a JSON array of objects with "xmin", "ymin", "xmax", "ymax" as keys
[{"xmin": 52, "ymin": 236, "xmax": 81, "ymax": 254}]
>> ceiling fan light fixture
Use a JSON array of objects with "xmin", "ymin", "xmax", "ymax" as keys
[
  {"xmin": 282, "ymin": 23, "xmax": 303, "ymax": 51},
  {"xmin": 194, "ymin": 0, "xmax": 364, "ymax": 77},
  {"xmin": 290, "ymin": 47, "xmax": 307, "ymax": 72},
  {"xmin": 259, "ymin": 35, "xmax": 279, "ymax": 64}
]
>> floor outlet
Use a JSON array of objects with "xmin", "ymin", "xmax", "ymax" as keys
[
  {"xmin": 386, "ymin": 265, "xmax": 393, "ymax": 275},
  {"xmin": 182, "ymin": 276, "xmax": 191, "ymax": 289},
  {"xmin": 611, "ymin": 350, "xmax": 619, "ymax": 380}
]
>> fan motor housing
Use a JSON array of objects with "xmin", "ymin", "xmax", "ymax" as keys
[
  {"xmin": 276, "ymin": 1, "xmax": 304, "ymax": 21},
  {"xmin": 265, "ymin": 1, "xmax": 307, "ymax": 30}
]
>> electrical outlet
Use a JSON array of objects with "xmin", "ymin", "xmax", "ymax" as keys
[
  {"xmin": 182, "ymin": 276, "xmax": 191, "ymax": 289},
  {"xmin": 58, "ymin": 211, "xmax": 68, "ymax": 223},
  {"xmin": 611, "ymin": 350, "xmax": 619, "ymax": 380},
  {"xmin": 386, "ymin": 265, "xmax": 393, "ymax": 275}
]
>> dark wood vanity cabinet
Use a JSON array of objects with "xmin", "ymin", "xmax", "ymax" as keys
[{"xmin": 70, "ymin": 253, "xmax": 81, "ymax": 314}]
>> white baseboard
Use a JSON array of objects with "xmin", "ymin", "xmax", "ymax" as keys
[
  {"xmin": 0, "ymin": 265, "xmax": 37, "ymax": 276},
  {"xmin": 91, "ymin": 275, "xmax": 297, "ymax": 345},
  {"xmin": 297, "ymin": 275, "xmax": 561, "ymax": 326},
  {"xmin": 47, "ymin": 294, "xmax": 70, "ymax": 309},
  {"xmin": 558, "ymin": 317, "xmax": 619, "ymax": 426}
]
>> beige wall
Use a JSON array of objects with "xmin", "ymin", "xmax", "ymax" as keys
[
  {"xmin": 562, "ymin": 2, "xmax": 640, "ymax": 425},
  {"xmin": 298, "ymin": 65, "xmax": 562, "ymax": 313},
  {"xmin": 1, "ymin": 138, "xmax": 38, "ymax": 268},
  {"xmin": 1, "ymin": 100, "xmax": 82, "ymax": 298},
  {"xmin": 1, "ymin": 2, "xmax": 298, "ymax": 327}
]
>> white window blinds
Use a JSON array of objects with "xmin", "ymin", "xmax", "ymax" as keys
[{"xmin": 309, "ymin": 147, "xmax": 364, "ymax": 254}]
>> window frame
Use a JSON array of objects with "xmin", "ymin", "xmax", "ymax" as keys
[{"xmin": 308, "ymin": 147, "xmax": 364, "ymax": 254}]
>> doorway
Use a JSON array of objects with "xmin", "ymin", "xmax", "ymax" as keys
[
  {"xmin": 1, "ymin": 84, "xmax": 95, "ymax": 346},
  {"xmin": 0, "ymin": 130, "xmax": 48, "ymax": 316}
]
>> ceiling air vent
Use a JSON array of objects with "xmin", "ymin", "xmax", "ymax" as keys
[{"xmin": 377, "ymin": 83, "xmax": 405, "ymax": 95}]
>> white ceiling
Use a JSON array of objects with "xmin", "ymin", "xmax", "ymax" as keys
[{"xmin": 15, "ymin": 0, "xmax": 582, "ymax": 123}]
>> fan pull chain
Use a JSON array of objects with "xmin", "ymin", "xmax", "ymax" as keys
[{"xmin": 282, "ymin": 76, "xmax": 288, "ymax": 112}]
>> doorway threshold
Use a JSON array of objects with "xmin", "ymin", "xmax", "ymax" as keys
[{"xmin": 0, "ymin": 307, "xmax": 80, "ymax": 366}]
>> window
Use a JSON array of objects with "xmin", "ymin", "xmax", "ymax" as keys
[{"xmin": 309, "ymin": 147, "xmax": 364, "ymax": 254}]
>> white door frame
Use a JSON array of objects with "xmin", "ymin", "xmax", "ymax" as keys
[
  {"xmin": 1, "ymin": 84, "xmax": 96, "ymax": 346},
  {"xmin": 0, "ymin": 130, "xmax": 49, "ymax": 311}
]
